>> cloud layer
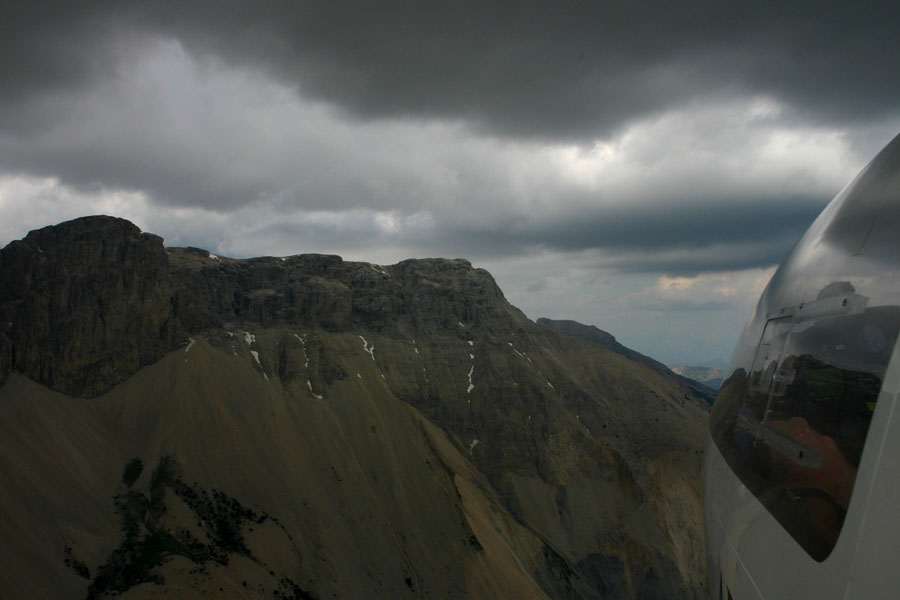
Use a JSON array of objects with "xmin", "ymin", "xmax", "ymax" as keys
[
  {"xmin": 5, "ymin": 2, "xmax": 900, "ymax": 140},
  {"xmin": 2, "ymin": 1, "xmax": 899, "ymax": 365}
]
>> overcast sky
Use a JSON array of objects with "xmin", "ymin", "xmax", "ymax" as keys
[{"xmin": 2, "ymin": 1, "xmax": 899, "ymax": 367}]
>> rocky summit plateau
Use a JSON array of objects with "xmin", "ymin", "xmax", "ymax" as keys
[{"xmin": 0, "ymin": 216, "xmax": 709, "ymax": 599}]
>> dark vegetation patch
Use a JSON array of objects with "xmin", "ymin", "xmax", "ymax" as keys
[
  {"xmin": 121, "ymin": 457, "xmax": 143, "ymax": 488},
  {"xmin": 83, "ymin": 456, "xmax": 316, "ymax": 600},
  {"xmin": 64, "ymin": 545, "xmax": 91, "ymax": 579},
  {"xmin": 276, "ymin": 577, "xmax": 318, "ymax": 600}
]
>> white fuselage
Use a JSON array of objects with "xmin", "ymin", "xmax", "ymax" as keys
[{"xmin": 704, "ymin": 132, "xmax": 900, "ymax": 599}]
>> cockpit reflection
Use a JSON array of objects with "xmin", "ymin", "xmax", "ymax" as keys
[{"xmin": 710, "ymin": 282, "xmax": 900, "ymax": 560}]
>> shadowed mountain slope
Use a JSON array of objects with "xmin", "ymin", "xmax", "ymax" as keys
[
  {"xmin": 537, "ymin": 318, "xmax": 718, "ymax": 405},
  {"xmin": 0, "ymin": 217, "xmax": 709, "ymax": 599}
]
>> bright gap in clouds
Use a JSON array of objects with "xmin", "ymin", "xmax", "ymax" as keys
[{"xmin": 550, "ymin": 95, "xmax": 860, "ymax": 206}]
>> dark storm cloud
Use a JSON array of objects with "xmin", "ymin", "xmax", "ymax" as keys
[
  {"xmin": 515, "ymin": 197, "xmax": 823, "ymax": 253},
  {"xmin": 435, "ymin": 197, "xmax": 823, "ymax": 274},
  {"xmin": 231, "ymin": 193, "xmax": 823, "ymax": 275},
  {"xmin": 3, "ymin": 1, "xmax": 900, "ymax": 142},
  {"xmin": 125, "ymin": 1, "xmax": 900, "ymax": 138},
  {"xmin": 0, "ymin": 3, "xmax": 126, "ymax": 131},
  {"xmin": 0, "ymin": 0, "xmax": 894, "ymax": 280},
  {"xmin": 3, "ymin": 1, "xmax": 895, "ymax": 366}
]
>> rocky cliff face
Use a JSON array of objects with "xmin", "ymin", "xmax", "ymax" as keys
[
  {"xmin": 0, "ymin": 216, "xmax": 176, "ymax": 396},
  {"xmin": 0, "ymin": 216, "xmax": 518, "ymax": 398},
  {"xmin": 0, "ymin": 217, "xmax": 709, "ymax": 599}
]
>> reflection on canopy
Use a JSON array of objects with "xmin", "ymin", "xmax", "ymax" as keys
[{"xmin": 711, "ymin": 282, "xmax": 900, "ymax": 560}]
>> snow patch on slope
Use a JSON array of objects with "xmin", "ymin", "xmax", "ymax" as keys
[
  {"xmin": 294, "ymin": 334, "xmax": 309, "ymax": 367},
  {"xmin": 359, "ymin": 335, "xmax": 375, "ymax": 360},
  {"xmin": 307, "ymin": 380, "xmax": 323, "ymax": 400}
]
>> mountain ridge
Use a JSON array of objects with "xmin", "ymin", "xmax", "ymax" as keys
[
  {"xmin": 536, "ymin": 318, "xmax": 718, "ymax": 405},
  {"xmin": 0, "ymin": 215, "xmax": 522, "ymax": 398},
  {"xmin": 0, "ymin": 216, "xmax": 708, "ymax": 599}
]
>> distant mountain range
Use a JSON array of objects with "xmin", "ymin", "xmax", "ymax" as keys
[
  {"xmin": 670, "ymin": 366, "xmax": 724, "ymax": 390},
  {"xmin": 0, "ymin": 216, "xmax": 709, "ymax": 599},
  {"xmin": 536, "ymin": 318, "xmax": 719, "ymax": 404}
]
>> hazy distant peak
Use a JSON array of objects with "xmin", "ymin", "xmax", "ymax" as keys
[{"xmin": 670, "ymin": 365, "xmax": 725, "ymax": 390}]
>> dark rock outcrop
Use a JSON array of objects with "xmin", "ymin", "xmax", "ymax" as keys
[
  {"xmin": 0, "ymin": 216, "xmax": 176, "ymax": 396},
  {"xmin": 0, "ymin": 217, "xmax": 520, "ymax": 397}
]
